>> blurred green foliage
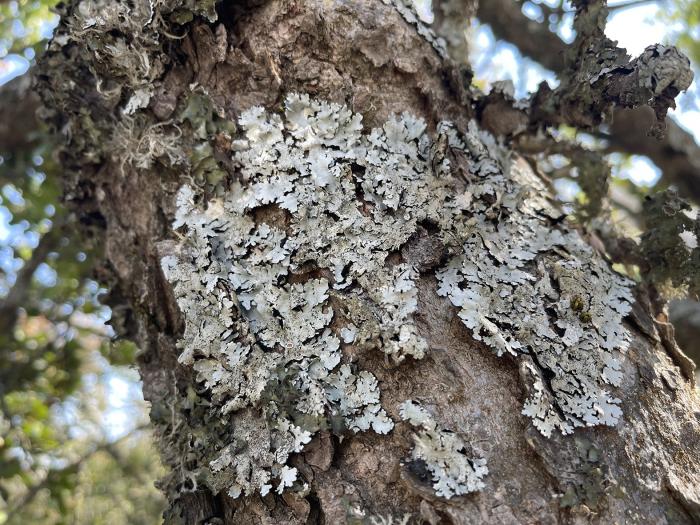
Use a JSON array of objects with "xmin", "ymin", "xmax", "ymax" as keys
[
  {"xmin": 0, "ymin": 0, "xmax": 59, "ymax": 57},
  {"xmin": 669, "ymin": 0, "xmax": 700, "ymax": 66},
  {"xmin": 3, "ymin": 430, "xmax": 165, "ymax": 525},
  {"xmin": 0, "ymin": 153, "xmax": 166, "ymax": 523},
  {"xmin": 0, "ymin": 1, "xmax": 165, "ymax": 523}
]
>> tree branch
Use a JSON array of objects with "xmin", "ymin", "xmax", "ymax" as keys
[
  {"xmin": 552, "ymin": 0, "xmax": 692, "ymax": 135},
  {"xmin": 0, "ymin": 73, "xmax": 40, "ymax": 155},
  {"xmin": 0, "ymin": 220, "xmax": 63, "ymax": 336},
  {"xmin": 539, "ymin": 0, "xmax": 663, "ymax": 15},
  {"xmin": 477, "ymin": 0, "xmax": 568, "ymax": 72},
  {"xmin": 5, "ymin": 425, "xmax": 150, "ymax": 524},
  {"xmin": 476, "ymin": 0, "xmax": 700, "ymax": 203},
  {"xmin": 604, "ymin": 0, "xmax": 661, "ymax": 12}
]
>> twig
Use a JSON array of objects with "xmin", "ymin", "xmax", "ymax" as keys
[
  {"xmin": 4, "ymin": 424, "xmax": 151, "ymax": 523},
  {"xmin": 0, "ymin": 218, "xmax": 65, "ymax": 336}
]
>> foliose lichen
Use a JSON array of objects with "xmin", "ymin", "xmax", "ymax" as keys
[
  {"xmin": 162, "ymin": 94, "xmax": 442, "ymax": 498},
  {"xmin": 399, "ymin": 400, "xmax": 488, "ymax": 499},
  {"xmin": 368, "ymin": 513, "xmax": 412, "ymax": 525},
  {"xmin": 432, "ymin": 125, "xmax": 634, "ymax": 437},
  {"xmin": 382, "ymin": 0, "xmax": 448, "ymax": 59},
  {"xmin": 162, "ymin": 93, "xmax": 633, "ymax": 499}
]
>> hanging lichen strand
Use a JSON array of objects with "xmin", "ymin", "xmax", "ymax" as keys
[{"xmin": 161, "ymin": 94, "xmax": 633, "ymax": 500}]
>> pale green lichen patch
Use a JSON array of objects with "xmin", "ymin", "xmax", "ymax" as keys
[
  {"xmin": 432, "ymin": 123, "xmax": 634, "ymax": 437},
  {"xmin": 399, "ymin": 400, "xmax": 488, "ymax": 498},
  {"xmin": 558, "ymin": 438, "xmax": 614, "ymax": 510},
  {"xmin": 162, "ymin": 93, "xmax": 633, "ymax": 499}
]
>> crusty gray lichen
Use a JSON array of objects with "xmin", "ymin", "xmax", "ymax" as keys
[
  {"xmin": 382, "ymin": 0, "xmax": 448, "ymax": 59},
  {"xmin": 399, "ymin": 400, "xmax": 487, "ymax": 499},
  {"xmin": 162, "ymin": 93, "xmax": 633, "ymax": 499}
]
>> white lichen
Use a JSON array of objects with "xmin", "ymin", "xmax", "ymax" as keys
[
  {"xmin": 680, "ymin": 229, "xmax": 698, "ymax": 251},
  {"xmin": 382, "ymin": 0, "xmax": 448, "ymax": 59},
  {"xmin": 399, "ymin": 400, "xmax": 488, "ymax": 499},
  {"xmin": 123, "ymin": 87, "xmax": 153, "ymax": 115},
  {"xmin": 276, "ymin": 465, "xmax": 298, "ymax": 494},
  {"xmin": 162, "ymin": 93, "xmax": 633, "ymax": 499},
  {"xmin": 163, "ymin": 94, "xmax": 449, "ymax": 497},
  {"xmin": 372, "ymin": 264, "xmax": 427, "ymax": 361},
  {"xmin": 433, "ymin": 132, "xmax": 634, "ymax": 436},
  {"xmin": 369, "ymin": 514, "xmax": 412, "ymax": 525},
  {"xmin": 340, "ymin": 324, "xmax": 358, "ymax": 344}
]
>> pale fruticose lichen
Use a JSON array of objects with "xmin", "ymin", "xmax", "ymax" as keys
[
  {"xmin": 399, "ymin": 400, "xmax": 488, "ymax": 498},
  {"xmin": 162, "ymin": 93, "xmax": 632, "ymax": 499},
  {"xmin": 48, "ymin": 0, "xmax": 219, "ymax": 174}
]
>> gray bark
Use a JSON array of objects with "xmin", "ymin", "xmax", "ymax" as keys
[{"xmin": 37, "ymin": 1, "xmax": 700, "ymax": 524}]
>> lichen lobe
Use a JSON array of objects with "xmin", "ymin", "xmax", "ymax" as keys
[
  {"xmin": 399, "ymin": 400, "xmax": 488, "ymax": 499},
  {"xmin": 161, "ymin": 93, "xmax": 633, "ymax": 500}
]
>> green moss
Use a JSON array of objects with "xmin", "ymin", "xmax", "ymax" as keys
[{"xmin": 559, "ymin": 438, "xmax": 615, "ymax": 511}]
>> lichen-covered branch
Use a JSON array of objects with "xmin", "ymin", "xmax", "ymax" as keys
[
  {"xmin": 538, "ymin": 0, "xmax": 693, "ymax": 136},
  {"xmin": 476, "ymin": 0, "xmax": 700, "ymax": 204}
]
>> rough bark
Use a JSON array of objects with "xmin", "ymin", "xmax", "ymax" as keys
[{"xmin": 37, "ymin": 1, "xmax": 700, "ymax": 524}]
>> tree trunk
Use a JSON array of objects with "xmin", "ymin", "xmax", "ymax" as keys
[{"xmin": 38, "ymin": 1, "xmax": 700, "ymax": 524}]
